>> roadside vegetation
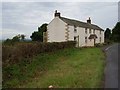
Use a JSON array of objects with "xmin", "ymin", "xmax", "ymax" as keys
[{"xmin": 3, "ymin": 46, "xmax": 105, "ymax": 88}]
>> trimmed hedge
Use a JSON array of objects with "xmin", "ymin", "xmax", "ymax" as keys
[{"xmin": 2, "ymin": 41, "xmax": 76, "ymax": 66}]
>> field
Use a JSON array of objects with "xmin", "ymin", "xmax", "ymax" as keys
[{"xmin": 3, "ymin": 47, "xmax": 105, "ymax": 88}]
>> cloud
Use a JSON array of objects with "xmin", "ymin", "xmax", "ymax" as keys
[
  {"xmin": 2, "ymin": 0, "xmax": 120, "ymax": 2},
  {"xmin": 118, "ymin": 1, "xmax": 120, "ymax": 22},
  {"xmin": 2, "ymin": 2, "xmax": 118, "ymax": 40}
]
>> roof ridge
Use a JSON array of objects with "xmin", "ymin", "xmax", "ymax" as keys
[{"xmin": 60, "ymin": 17, "xmax": 104, "ymax": 31}]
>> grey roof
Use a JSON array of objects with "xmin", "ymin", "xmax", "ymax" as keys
[{"xmin": 60, "ymin": 17, "xmax": 104, "ymax": 31}]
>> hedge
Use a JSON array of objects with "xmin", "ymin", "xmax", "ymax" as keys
[{"xmin": 2, "ymin": 41, "xmax": 76, "ymax": 66}]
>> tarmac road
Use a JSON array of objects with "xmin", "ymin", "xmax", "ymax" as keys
[{"xmin": 104, "ymin": 43, "xmax": 119, "ymax": 88}]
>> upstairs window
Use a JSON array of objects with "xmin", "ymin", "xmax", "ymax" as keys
[
  {"xmin": 74, "ymin": 28, "xmax": 77, "ymax": 32},
  {"xmin": 93, "ymin": 29, "xmax": 95, "ymax": 34},
  {"xmin": 85, "ymin": 28, "xmax": 87, "ymax": 34},
  {"xmin": 100, "ymin": 30, "xmax": 101, "ymax": 34},
  {"xmin": 74, "ymin": 25, "xmax": 77, "ymax": 33},
  {"xmin": 89, "ymin": 29, "xmax": 91, "ymax": 34}
]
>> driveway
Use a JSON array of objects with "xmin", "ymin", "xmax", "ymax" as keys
[{"xmin": 104, "ymin": 43, "xmax": 119, "ymax": 88}]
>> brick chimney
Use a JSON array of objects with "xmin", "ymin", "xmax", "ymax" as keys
[
  {"xmin": 54, "ymin": 10, "xmax": 61, "ymax": 17},
  {"xmin": 87, "ymin": 17, "xmax": 91, "ymax": 24}
]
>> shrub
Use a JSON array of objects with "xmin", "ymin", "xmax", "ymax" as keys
[
  {"xmin": 2, "ymin": 41, "xmax": 76, "ymax": 66},
  {"xmin": 95, "ymin": 43, "xmax": 106, "ymax": 47}
]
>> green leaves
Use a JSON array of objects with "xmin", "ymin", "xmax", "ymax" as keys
[
  {"xmin": 30, "ymin": 23, "xmax": 48, "ymax": 41},
  {"xmin": 112, "ymin": 22, "xmax": 120, "ymax": 42}
]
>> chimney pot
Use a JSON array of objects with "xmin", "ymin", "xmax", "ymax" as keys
[
  {"xmin": 87, "ymin": 17, "xmax": 91, "ymax": 24},
  {"xmin": 54, "ymin": 10, "xmax": 61, "ymax": 17}
]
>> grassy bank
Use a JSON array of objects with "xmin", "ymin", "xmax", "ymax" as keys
[{"xmin": 3, "ymin": 47, "xmax": 105, "ymax": 88}]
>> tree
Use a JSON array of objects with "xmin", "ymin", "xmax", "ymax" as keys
[
  {"xmin": 20, "ymin": 34, "xmax": 26, "ymax": 41},
  {"xmin": 111, "ymin": 22, "xmax": 120, "ymax": 42},
  {"xmin": 104, "ymin": 28, "xmax": 111, "ymax": 41},
  {"xmin": 3, "ymin": 34, "xmax": 26, "ymax": 45},
  {"xmin": 3, "ymin": 38, "xmax": 12, "ymax": 45},
  {"xmin": 30, "ymin": 31, "xmax": 43, "ymax": 41},
  {"xmin": 30, "ymin": 23, "xmax": 48, "ymax": 42},
  {"xmin": 12, "ymin": 35, "xmax": 21, "ymax": 42}
]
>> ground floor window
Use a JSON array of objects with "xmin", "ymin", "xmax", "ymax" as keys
[
  {"xmin": 100, "ymin": 37, "xmax": 101, "ymax": 43},
  {"xmin": 74, "ymin": 36, "xmax": 77, "ymax": 41},
  {"xmin": 85, "ymin": 37, "xmax": 87, "ymax": 43}
]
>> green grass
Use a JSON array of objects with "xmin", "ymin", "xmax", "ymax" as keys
[{"xmin": 3, "ymin": 47, "xmax": 105, "ymax": 88}]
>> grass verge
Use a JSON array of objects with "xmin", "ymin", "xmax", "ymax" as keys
[{"xmin": 3, "ymin": 47, "xmax": 105, "ymax": 88}]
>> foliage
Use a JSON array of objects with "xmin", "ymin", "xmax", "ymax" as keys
[
  {"xmin": 104, "ymin": 28, "xmax": 111, "ymax": 43},
  {"xmin": 111, "ymin": 22, "xmax": 120, "ymax": 42},
  {"xmin": 2, "ymin": 41, "xmax": 76, "ymax": 66},
  {"xmin": 30, "ymin": 23, "xmax": 48, "ymax": 41},
  {"xmin": 3, "ymin": 47, "xmax": 105, "ymax": 88},
  {"xmin": 95, "ymin": 43, "xmax": 106, "ymax": 47},
  {"xmin": 3, "ymin": 34, "xmax": 26, "ymax": 45}
]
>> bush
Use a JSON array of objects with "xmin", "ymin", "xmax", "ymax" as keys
[
  {"xmin": 2, "ymin": 41, "xmax": 76, "ymax": 87},
  {"xmin": 95, "ymin": 43, "xmax": 107, "ymax": 47},
  {"xmin": 2, "ymin": 41, "xmax": 76, "ymax": 66}
]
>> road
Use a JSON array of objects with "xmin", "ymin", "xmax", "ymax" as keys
[{"xmin": 104, "ymin": 43, "xmax": 119, "ymax": 88}]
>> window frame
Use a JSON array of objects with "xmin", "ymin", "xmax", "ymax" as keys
[
  {"xmin": 100, "ymin": 37, "xmax": 101, "ymax": 43},
  {"xmin": 85, "ymin": 37, "xmax": 87, "ymax": 43},
  {"xmin": 100, "ymin": 30, "xmax": 101, "ymax": 34},
  {"xmin": 74, "ymin": 36, "xmax": 77, "ymax": 41},
  {"xmin": 74, "ymin": 25, "xmax": 77, "ymax": 33},
  {"xmin": 85, "ymin": 28, "xmax": 87, "ymax": 34},
  {"xmin": 89, "ymin": 28, "xmax": 91, "ymax": 34},
  {"xmin": 93, "ymin": 29, "xmax": 95, "ymax": 34}
]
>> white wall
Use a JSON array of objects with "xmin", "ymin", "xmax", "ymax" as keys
[
  {"xmin": 68, "ymin": 25, "xmax": 74, "ymax": 41},
  {"xmin": 47, "ymin": 17, "xmax": 66, "ymax": 42},
  {"xmin": 47, "ymin": 17, "xmax": 104, "ymax": 47},
  {"xmin": 68, "ymin": 26, "xmax": 104, "ymax": 47}
]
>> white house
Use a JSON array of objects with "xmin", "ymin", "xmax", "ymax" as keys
[{"xmin": 44, "ymin": 10, "xmax": 104, "ymax": 47}]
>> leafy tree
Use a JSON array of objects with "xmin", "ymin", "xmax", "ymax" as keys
[
  {"xmin": 4, "ymin": 34, "xmax": 26, "ymax": 45},
  {"xmin": 3, "ymin": 38, "xmax": 12, "ymax": 45},
  {"xmin": 104, "ymin": 28, "xmax": 111, "ymax": 42},
  {"xmin": 30, "ymin": 23, "xmax": 48, "ymax": 42},
  {"xmin": 21, "ymin": 34, "xmax": 26, "ymax": 41},
  {"xmin": 12, "ymin": 35, "xmax": 21, "ymax": 42},
  {"xmin": 30, "ymin": 31, "xmax": 43, "ymax": 41},
  {"xmin": 111, "ymin": 22, "xmax": 120, "ymax": 42}
]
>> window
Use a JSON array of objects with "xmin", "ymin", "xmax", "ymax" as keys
[
  {"xmin": 89, "ymin": 29, "xmax": 91, "ymax": 34},
  {"xmin": 74, "ymin": 25, "xmax": 77, "ymax": 33},
  {"xmin": 100, "ymin": 37, "xmax": 101, "ymax": 43},
  {"xmin": 85, "ymin": 28, "xmax": 87, "ymax": 34},
  {"xmin": 100, "ymin": 30, "xmax": 101, "ymax": 34},
  {"xmin": 85, "ymin": 37, "xmax": 87, "ymax": 43},
  {"xmin": 74, "ymin": 28, "xmax": 77, "ymax": 32},
  {"xmin": 93, "ymin": 29, "xmax": 95, "ymax": 34},
  {"xmin": 74, "ymin": 36, "xmax": 76, "ymax": 41}
]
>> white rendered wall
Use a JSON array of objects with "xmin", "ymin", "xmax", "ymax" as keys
[
  {"xmin": 47, "ymin": 17, "xmax": 66, "ymax": 42},
  {"xmin": 47, "ymin": 17, "xmax": 104, "ymax": 47}
]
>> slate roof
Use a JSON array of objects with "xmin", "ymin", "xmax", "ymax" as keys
[{"xmin": 60, "ymin": 17, "xmax": 104, "ymax": 31}]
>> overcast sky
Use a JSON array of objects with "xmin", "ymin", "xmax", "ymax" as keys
[{"xmin": 1, "ymin": 1, "xmax": 119, "ymax": 40}]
